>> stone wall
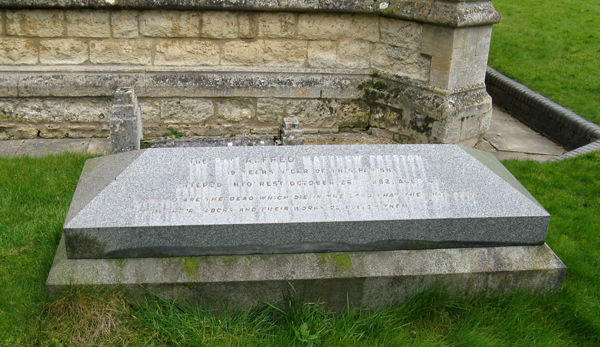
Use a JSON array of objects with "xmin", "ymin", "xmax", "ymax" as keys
[{"xmin": 0, "ymin": 0, "xmax": 500, "ymax": 143}]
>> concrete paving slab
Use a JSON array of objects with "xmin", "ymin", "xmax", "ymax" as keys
[
  {"xmin": 0, "ymin": 140, "xmax": 23, "ymax": 157},
  {"xmin": 488, "ymin": 117, "xmax": 537, "ymax": 136},
  {"xmin": 474, "ymin": 138, "xmax": 497, "ymax": 152},
  {"xmin": 87, "ymin": 138, "xmax": 111, "ymax": 155},
  {"xmin": 484, "ymin": 134, "xmax": 565, "ymax": 156},
  {"xmin": 490, "ymin": 106, "xmax": 515, "ymax": 122},
  {"xmin": 15, "ymin": 139, "xmax": 90, "ymax": 157}
]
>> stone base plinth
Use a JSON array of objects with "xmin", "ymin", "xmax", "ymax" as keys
[{"xmin": 47, "ymin": 237, "xmax": 566, "ymax": 311}]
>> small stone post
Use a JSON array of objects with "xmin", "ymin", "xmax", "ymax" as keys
[
  {"xmin": 279, "ymin": 117, "xmax": 305, "ymax": 145},
  {"xmin": 110, "ymin": 87, "xmax": 143, "ymax": 154}
]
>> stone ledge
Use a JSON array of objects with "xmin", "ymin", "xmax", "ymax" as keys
[
  {"xmin": 485, "ymin": 67, "xmax": 600, "ymax": 152},
  {"xmin": 0, "ymin": 0, "xmax": 501, "ymax": 28},
  {"xmin": 47, "ymin": 236, "xmax": 565, "ymax": 310}
]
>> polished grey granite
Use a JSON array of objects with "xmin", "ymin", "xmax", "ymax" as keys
[{"xmin": 63, "ymin": 144, "xmax": 550, "ymax": 258}]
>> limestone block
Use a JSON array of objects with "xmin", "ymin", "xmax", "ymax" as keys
[
  {"xmin": 287, "ymin": 99, "xmax": 335, "ymax": 130},
  {"xmin": 257, "ymin": 98, "xmax": 286, "ymax": 123},
  {"xmin": 67, "ymin": 124, "xmax": 99, "ymax": 138},
  {"xmin": 238, "ymin": 13, "xmax": 257, "ymax": 39},
  {"xmin": 14, "ymin": 98, "xmax": 111, "ymax": 123},
  {"xmin": 14, "ymin": 99, "xmax": 65, "ymax": 123},
  {"xmin": 216, "ymin": 99, "xmax": 255, "ymax": 123},
  {"xmin": 262, "ymin": 40, "xmax": 307, "ymax": 67},
  {"xmin": 0, "ymin": 130, "xmax": 11, "ymax": 140},
  {"xmin": 66, "ymin": 10, "xmax": 110, "ymax": 38},
  {"xmin": 90, "ymin": 40, "xmax": 153, "ymax": 65},
  {"xmin": 17, "ymin": 73, "xmax": 144, "ymax": 97},
  {"xmin": 140, "ymin": 10, "xmax": 200, "ymax": 37},
  {"xmin": 307, "ymin": 41, "xmax": 338, "ymax": 68},
  {"xmin": 6, "ymin": 10, "xmax": 64, "ymax": 37},
  {"xmin": 0, "ymin": 38, "xmax": 38, "ymax": 65},
  {"xmin": 372, "ymin": 44, "xmax": 430, "ymax": 81},
  {"xmin": 64, "ymin": 99, "xmax": 111, "ymax": 123},
  {"xmin": 161, "ymin": 98, "xmax": 214, "ymax": 123},
  {"xmin": 14, "ymin": 126, "xmax": 39, "ymax": 139},
  {"xmin": 155, "ymin": 40, "xmax": 219, "ymax": 66},
  {"xmin": 298, "ymin": 14, "xmax": 378, "ymax": 42},
  {"xmin": 336, "ymin": 100, "xmax": 370, "ymax": 129},
  {"xmin": 380, "ymin": 17, "xmax": 422, "ymax": 50},
  {"xmin": 202, "ymin": 11, "xmax": 238, "ymax": 39},
  {"xmin": 0, "ymin": 99, "xmax": 16, "ymax": 121},
  {"xmin": 40, "ymin": 124, "xmax": 68, "ymax": 139},
  {"xmin": 421, "ymin": 24, "xmax": 455, "ymax": 58},
  {"xmin": 337, "ymin": 40, "xmax": 372, "ymax": 69},
  {"xmin": 222, "ymin": 40, "xmax": 264, "ymax": 66},
  {"xmin": 138, "ymin": 98, "xmax": 161, "ymax": 123},
  {"xmin": 257, "ymin": 13, "xmax": 296, "ymax": 38},
  {"xmin": 0, "ymin": 75, "xmax": 19, "ymax": 97},
  {"xmin": 111, "ymin": 11, "xmax": 139, "ymax": 38},
  {"xmin": 370, "ymin": 105, "xmax": 403, "ymax": 130},
  {"xmin": 40, "ymin": 39, "xmax": 88, "ymax": 65}
]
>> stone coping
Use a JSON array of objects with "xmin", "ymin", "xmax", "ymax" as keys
[
  {"xmin": 0, "ymin": 0, "xmax": 501, "ymax": 28},
  {"xmin": 485, "ymin": 67, "xmax": 600, "ymax": 155}
]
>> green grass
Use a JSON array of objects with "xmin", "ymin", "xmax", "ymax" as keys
[
  {"xmin": 489, "ymin": 0, "xmax": 600, "ymax": 125},
  {"xmin": 1, "ymin": 152, "xmax": 600, "ymax": 346}
]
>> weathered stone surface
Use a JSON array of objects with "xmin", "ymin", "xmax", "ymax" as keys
[
  {"xmin": 372, "ymin": 44, "xmax": 430, "ymax": 81},
  {"xmin": 380, "ymin": 17, "xmax": 422, "ymax": 49},
  {"xmin": 221, "ymin": 40, "xmax": 264, "ymax": 66},
  {"xmin": 307, "ymin": 41, "xmax": 337, "ymax": 68},
  {"xmin": 0, "ymin": 99, "xmax": 16, "ymax": 121},
  {"xmin": 257, "ymin": 98, "xmax": 285, "ymax": 123},
  {"xmin": 0, "ymin": 0, "xmax": 502, "ymax": 28},
  {"xmin": 0, "ymin": 74, "xmax": 19, "ymax": 97},
  {"xmin": 17, "ymin": 73, "xmax": 145, "ymax": 97},
  {"xmin": 62, "ymin": 144, "xmax": 550, "ymax": 259},
  {"xmin": 111, "ymin": 10, "xmax": 140, "ymax": 38},
  {"xmin": 40, "ymin": 124, "xmax": 68, "ymax": 138},
  {"xmin": 110, "ymin": 87, "xmax": 142, "ymax": 153},
  {"xmin": 298, "ymin": 13, "xmax": 379, "ymax": 42},
  {"xmin": 67, "ymin": 124, "xmax": 101, "ymax": 138},
  {"xmin": 155, "ymin": 40, "xmax": 220, "ymax": 66},
  {"xmin": 140, "ymin": 10, "xmax": 201, "ymax": 37},
  {"xmin": 337, "ymin": 40, "xmax": 372, "ymax": 69},
  {"xmin": 138, "ymin": 98, "xmax": 161, "ymax": 123},
  {"xmin": 238, "ymin": 13, "xmax": 257, "ymax": 39},
  {"xmin": 201, "ymin": 11, "xmax": 238, "ymax": 39},
  {"xmin": 280, "ymin": 116, "xmax": 305, "ymax": 145},
  {"xmin": 6, "ymin": 10, "xmax": 64, "ymax": 37},
  {"xmin": 216, "ymin": 99, "xmax": 255, "ymax": 123},
  {"xmin": 262, "ymin": 40, "xmax": 307, "ymax": 67},
  {"xmin": 287, "ymin": 99, "xmax": 335, "ymax": 131},
  {"xmin": 0, "ymin": 38, "xmax": 38, "ymax": 65},
  {"xmin": 13, "ymin": 126, "xmax": 39, "ymax": 138},
  {"xmin": 66, "ymin": 10, "xmax": 110, "ymax": 38},
  {"xmin": 257, "ymin": 12, "xmax": 296, "ymax": 38},
  {"xmin": 47, "ymin": 238, "xmax": 565, "ymax": 310},
  {"xmin": 12, "ymin": 98, "xmax": 111, "ymax": 123},
  {"xmin": 40, "ymin": 39, "xmax": 88, "ymax": 65},
  {"xmin": 90, "ymin": 39, "xmax": 153, "ymax": 65},
  {"xmin": 160, "ymin": 98, "xmax": 214, "ymax": 123}
]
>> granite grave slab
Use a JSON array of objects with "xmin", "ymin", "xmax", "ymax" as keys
[{"xmin": 63, "ymin": 144, "xmax": 551, "ymax": 259}]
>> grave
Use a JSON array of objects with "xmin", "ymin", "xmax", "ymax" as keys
[{"xmin": 47, "ymin": 144, "xmax": 566, "ymax": 309}]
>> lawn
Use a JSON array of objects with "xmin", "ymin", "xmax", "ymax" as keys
[
  {"xmin": 489, "ymin": 0, "xmax": 600, "ymax": 125},
  {"xmin": 1, "ymin": 152, "xmax": 599, "ymax": 346}
]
